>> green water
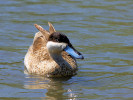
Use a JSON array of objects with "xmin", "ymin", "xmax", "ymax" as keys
[{"xmin": 0, "ymin": 0, "xmax": 133, "ymax": 99}]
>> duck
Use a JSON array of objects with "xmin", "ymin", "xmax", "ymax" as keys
[{"xmin": 24, "ymin": 22, "xmax": 84, "ymax": 77}]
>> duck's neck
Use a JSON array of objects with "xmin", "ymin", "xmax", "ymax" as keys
[{"xmin": 50, "ymin": 53, "xmax": 71, "ymax": 69}]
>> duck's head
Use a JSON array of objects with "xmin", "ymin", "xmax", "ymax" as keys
[
  {"xmin": 34, "ymin": 22, "xmax": 84, "ymax": 59},
  {"xmin": 47, "ymin": 32, "xmax": 84, "ymax": 59}
]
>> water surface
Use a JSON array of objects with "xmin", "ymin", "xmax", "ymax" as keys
[{"xmin": 0, "ymin": 0, "xmax": 133, "ymax": 99}]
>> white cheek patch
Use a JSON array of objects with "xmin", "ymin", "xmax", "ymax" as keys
[{"xmin": 46, "ymin": 41, "xmax": 67, "ymax": 53}]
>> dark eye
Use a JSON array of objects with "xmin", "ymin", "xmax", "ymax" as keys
[{"xmin": 55, "ymin": 38, "xmax": 59, "ymax": 42}]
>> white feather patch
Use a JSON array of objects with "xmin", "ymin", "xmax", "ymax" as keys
[{"xmin": 46, "ymin": 41, "xmax": 67, "ymax": 53}]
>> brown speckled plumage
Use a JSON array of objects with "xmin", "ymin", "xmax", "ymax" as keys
[{"xmin": 24, "ymin": 22, "xmax": 83, "ymax": 77}]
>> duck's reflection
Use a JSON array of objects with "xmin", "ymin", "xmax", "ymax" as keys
[{"xmin": 24, "ymin": 75, "xmax": 77, "ymax": 99}]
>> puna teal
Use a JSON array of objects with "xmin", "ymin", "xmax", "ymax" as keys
[{"xmin": 24, "ymin": 22, "xmax": 84, "ymax": 77}]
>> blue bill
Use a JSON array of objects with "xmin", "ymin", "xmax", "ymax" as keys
[{"xmin": 64, "ymin": 46, "xmax": 84, "ymax": 59}]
